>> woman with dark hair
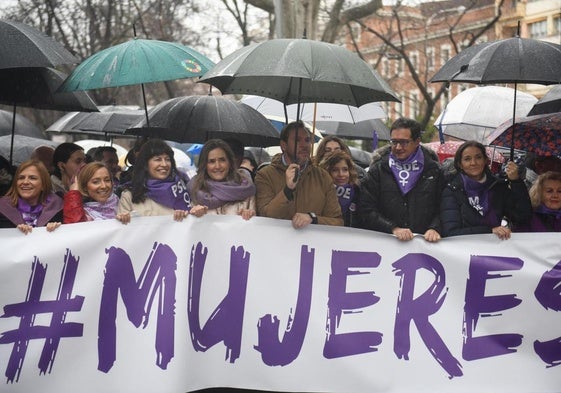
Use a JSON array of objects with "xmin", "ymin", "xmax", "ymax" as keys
[
  {"xmin": 51, "ymin": 142, "xmax": 86, "ymax": 195},
  {"xmin": 118, "ymin": 137, "xmax": 149, "ymax": 187},
  {"xmin": 440, "ymin": 140, "xmax": 532, "ymax": 239},
  {"xmin": 0, "ymin": 160, "xmax": 62, "ymax": 234},
  {"xmin": 515, "ymin": 171, "xmax": 561, "ymax": 232},
  {"xmin": 318, "ymin": 151, "xmax": 360, "ymax": 227},
  {"xmin": 187, "ymin": 139, "xmax": 256, "ymax": 219},
  {"xmin": 314, "ymin": 135, "xmax": 367, "ymax": 180},
  {"xmin": 118, "ymin": 139, "xmax": 206, "ymax": 220},
  {"xmin": 63, "ymin": 162, "xmax": 130, "ymax": 224}
]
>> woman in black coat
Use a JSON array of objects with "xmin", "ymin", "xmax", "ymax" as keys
[{"xmin": 440, "ymin": 141, "xmax": 532, "ymax": 240}]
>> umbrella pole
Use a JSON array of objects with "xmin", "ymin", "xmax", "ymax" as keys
[
  {"xmin": 311, "ymin": 102, "xmax": 318, "ymax": 156},
  {"xmin": 510, "ymin": 83, "xmax": 518, "ymax": 160},
  {"xmin": 9, "ymin": 103, "xmax": 16, "ymax": 166},
  {"xmin": 141, "ymin": 83, "xmax": 150, "ymax": 128}
]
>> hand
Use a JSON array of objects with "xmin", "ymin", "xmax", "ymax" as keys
[
  {"xmin": 239, "ymin": 208, "xmax": 256, "ymax": 220},
  {"xmin": 16, "ymin": 224, "xmax": 33, "ymax": 235},
  {"xmin": 116, "ymin": 212, "xmax": 130, "ymax": 224},
  {"xmin": 424, "ymin": 228, "xmax": 441, "ymax": 242},
  {"xmin": 492, "ymin": 226, "xmax": 511, "ymax": 240},
  {"xmin": 46, "ymin": 222, "xmax": 61, "ymax": 232},
  {"xmin": 189, "ymin": 205, "xmax": 208, "ymax": 218},
  {"xmin": 285, "ymin": 163, "xmax": 300, "ymax": 190},
  {"xmin": 173, "ymin": 209, "xmax": 189, "ymax": 221},
  {"xmin": 69, "ymin": 175, "xmax": 79, "ymax": 191},
  {"xmin": 292, "ymin": 212, "xmax": 312, "ymax": 229},
  {"xmin": 504, "ymin": 161, "xmax": 519, "ymax": 181},
  {"xmin": 392, "ymin": 227, "xmax": 414, "ymax": 241}
]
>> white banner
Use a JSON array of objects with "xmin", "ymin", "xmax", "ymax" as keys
[{"xmin": 0, "ymin": 215, "xmax": 560, "ymax": 393}]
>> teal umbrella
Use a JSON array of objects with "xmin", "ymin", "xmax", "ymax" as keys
[{"xmin": 59, "ymin": 38, "xmax": 215, "ymax": 126}]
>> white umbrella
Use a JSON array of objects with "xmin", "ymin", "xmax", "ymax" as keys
[
  {"xmin": 241, "ymin": 95, "xmax": 386, "ymax": 124},
  {"xmin": 434, "ymin": 86, "xmax": 537, "ymax": 143}
]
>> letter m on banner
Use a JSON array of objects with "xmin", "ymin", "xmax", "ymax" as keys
[{"xmin": 98, "ymin": 244, "xmax": 177, "ymax": 373}]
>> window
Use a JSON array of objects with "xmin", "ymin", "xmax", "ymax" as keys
[
  {"xmin": 554, "ymin": 16, "xmax": 560, "ymax": 34},
  {"xmin": 395, "ymin": 93, "xmax": 403, "ymax": 117},
  {"xmin": 440, "ymin": 45, "xmax": 451, "ymax": 68},
  {"xmin": 409, "ymin": 51, "xmax": 419, "ymax": 71},
  {"xmin": 426, "ymin": 47, "xmax": 435, "ymax": 71},
  {"xmin": 383, "ymin": 58, "xmax": 390, "ymax": 77},
  {"xmin": 529, "ymin": 20, "xmax": 547, "ymax": 38},
  {"xmin": 396, "ymin": 59, "xmax": 404, "ymax": 76},
  {"xmin": 409, "ymin": 92, "xmax": 419, "ymax": 119}
]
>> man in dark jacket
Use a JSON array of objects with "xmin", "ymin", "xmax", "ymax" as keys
[{"xmin": 358, "ymin": 118, "xmax": 444, "ymax": 242}]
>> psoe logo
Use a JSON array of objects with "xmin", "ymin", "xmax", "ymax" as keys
[{"xmin": 182, "ymin": 59, "xmax": 202, "ymax": 73}]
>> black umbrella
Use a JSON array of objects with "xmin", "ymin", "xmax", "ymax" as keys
[
  {"xmin": 0, "ymin": 110, "xmax": 45, "ymax": 139},
  {"xmin": 0, "ymin": 19, "xmax": 78, "ymax": 69},
  {"xmin": 430, "ymin": 32, "xmax": 561, "ymax": 158},
  {"xmin": 46, "ymin": 108, "xmax": 144, "ymax": 137},
  {"xmin": 316, "ymin": 119, "xmax": 390, "ymax": 141},
  {"xmin": 0, "ymin": 67, "xmax": 98, "ymax": 165},
  {"xmin": 528, "ymin": 85, "xmax": 561, "ymax": 116},
  {"xmin": 126, "ymin": 95, "xmax": 280, "ymax": 147}
]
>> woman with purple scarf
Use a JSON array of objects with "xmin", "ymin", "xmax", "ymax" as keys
[
  {"xmin": 440, "ymin": 141, "xmax": 532, "ymax": 239},
  {"xmin": 515, "ymin": 171, "xmax": 561, "ymax": 232},
  {"xmin": 187, "ymin": 139, "xmax": 256, "ymax": 220},
  {"xmin": 319, "ymin": 151, "xmax": 359, "ymax": 227},
  {"xmin": 0, "ymin": 160, "xmax": 62, "ymax": 234},
  {"xmin": 64, "ymin": 162, "xmax": 130, "ymax": 224},
  {"xmin": 118, "ymin": 139, "xmax": 207, "ymax": 220}
]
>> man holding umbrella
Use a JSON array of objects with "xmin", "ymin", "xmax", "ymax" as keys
[
  {"xmin": 358, "ymin": 118, "xmax": 444, "ymax": 242},
  {"xmin": 255, "ymin": 121, "xmax": 343, "ymax": 228}
]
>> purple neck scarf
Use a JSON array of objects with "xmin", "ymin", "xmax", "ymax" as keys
[
  {"xmin": 461, "ymin": 173, "xmax": 490, "ymax": 216},
  {"xmin": 191, "ymin": 172, "xmax": 255, "ymax": 209},
  {"xmin": 146, "ymin": 174, "xmax": 192, "ymax": 211},
  {"xmin": 389, "ymin": 147, "xmax": 424, "ymax": 195},
  {"xmin": 335, "ymin": 184, "xmax": 355, "ymax": 213},
  {"xmin": 84, "ymin": 193, "xmax": 119, "ymax": 221},
  {"xmin": 536, "ymin": 204, "xmax": 561, "ymax": 219},
  {"xmin": 17, "ymin": 197, "xmax": 46, "ymax": 227}
]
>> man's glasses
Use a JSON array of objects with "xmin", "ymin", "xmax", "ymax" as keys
[{"xmin": 389, "ymin": 139, "xmax": 413, "ymax": 147}]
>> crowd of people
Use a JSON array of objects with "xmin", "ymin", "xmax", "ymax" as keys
[{"xmin": 1, "ymin": 117, "xmax": 560, "ymax": 239}]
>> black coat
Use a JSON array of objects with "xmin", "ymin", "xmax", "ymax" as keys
[
  {"xmin": 440, "ymin": 171, "xmax": 532, "ymax": 237},
  {"xmin": 357, "ymin": 149, "xmax": 444, "ymax": 234}
]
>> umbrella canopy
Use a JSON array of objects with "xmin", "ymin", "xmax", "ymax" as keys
[
  {"xmin": 0, "ymin": 110, "xmax": 44, "ymax": 139},
  {"xmin": 434, "ymin": 86, "xmax": 537, "ymax": 142},
  {"xmin": 0, "ymin": 135, "xmax": 59, "ymax": 166},
  {"xmin": 46, "ymin": 107, "xmax": 144, "ymax": 137},
  {"xmin": 430, "ymin": 37, "xmax": 561, "ymax": 85},
  {"xmin": 59, "ymin": 38, "xmax": 215, "ymax": 91},
  {"xmin": 199, "ymin": 38, "xmax": 400, "ymax": 107},
  {"xmin": 0, "ymin": 19, "xmax": 77, "ymax": 69},
  {"xmin": 0, "ymin": 67, "xmax": 98, "ymax": 111},
  {"xmin": 528, "ymin": 85, "xmax": 561, "ymax": 116},
  {"xmin": 316, "ymin": 119, "xmax": 390, "ymax": 141},
  {"xmin": 423, "ymin": 141, "xmax": 506, "ymax": 164},
  {"xmin": 240, "ymin": 95, "xmax": 387, "ymax": 123},
  {"xmin": 487, "ymin": 112, "xmax": 561, "ymax": 156},
  {"xmin": 127, "ymin": 95, "xmax": 280, "ymax": 147}
]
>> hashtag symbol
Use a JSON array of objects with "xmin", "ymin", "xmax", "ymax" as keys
[{"xmin": 0, "ymin": 250, "xmax": 84, "ymax": 383}]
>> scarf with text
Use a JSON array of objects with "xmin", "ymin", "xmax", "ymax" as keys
[
  {"xmin": 335, "ymin": 184, "xmax": 355, "ymax": 214},
  {"xmin": 461, "ymin": 173, "xmax": 491, "ymax": 217},
  {"xmin": 17, "ymin": 196, "xmax": 46, "ymax": 227},
  {"xmin": 83, "ymin": 193, "xmax": 119, "ymax": 221},
  {"xmin": 146, "ymin": 174, "xmax": 192, "ymax": 211},
  {"xmin": 389, "ymin": 147, "xmax": 424, "ymax": 195}
]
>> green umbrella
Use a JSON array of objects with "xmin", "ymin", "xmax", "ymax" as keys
[{"xmin": 59, "ymin": 38, "xmax": 215, "ymax": 126}]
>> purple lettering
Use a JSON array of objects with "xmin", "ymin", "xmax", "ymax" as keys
[
  {"xmin": 188, "ymin": 243, "xmax": 250, "ymax": 363},
  {"xmin": 255, "ymin": 246, "xmax": 314, "ymax": 366},
  {"xmin": 533, "ymin": 259, "xmax": 561, "ymax": 367},
  {"xmin": 463, "ymin": 255, "xmax": 523, "ymax": 361},
  {"xmin": 324, "ymin": 250, "xmax": 382, "ymax": 358},
  {"xmin": 393, "ymin": 253, "xmax": 462, "ymax": 378},
  {"xmin": 98, "ymin": 244, "xmax": 177, "ymax": 372}
]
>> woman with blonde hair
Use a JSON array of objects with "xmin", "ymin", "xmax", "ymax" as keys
[
  {"xmin": 0, "ymin": 160, "xmax": 62, "ymax": 234},
  {"xmin": 63, "ymin": 162, "xmax": 130, "ymax": 224},
  {"xmin": 515, "ymin": 170, "xmax": 561, "ymax": 232},
  {"xmin": 319, "ymin": 151, "xmax": 360, "ymax": 227}
]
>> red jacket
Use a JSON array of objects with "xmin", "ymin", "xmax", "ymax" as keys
[{"xmin": 63, "ymin": 190, "xmax": 89, "ymax": 223}]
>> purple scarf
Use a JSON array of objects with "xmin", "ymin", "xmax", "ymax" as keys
[
  {"xmin": 389, "ymin": 147, "xmax": 424, "ymax": 195},
  {"xmin": 83, "ymin": 193, "xmax": 119, "ymax": 221},
  {"xmin": 189, "ymin": 174, "xmax": 255, "ymax": 209},
  {"xmin": 335, "ymin": 184, "xmax": 355, "ymax": 213},
  {"xmin": 535, "ymin": 204, "xmax": 561, "ymax": 219},
  {"xmin": 461, "ymin": 173, "xmax": 490, "ymax": 217},
  {"xmin": 146, "ymin": 174, "xmax": 192, "ymax": 211},
  {"xmin": 17, "ymin": 197, "xmax": 46, "ymax": 227}
]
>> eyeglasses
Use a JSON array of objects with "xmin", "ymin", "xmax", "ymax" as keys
[{"xmin": 389, "ymin": 139, "xmax": 413, "ymax": 147}]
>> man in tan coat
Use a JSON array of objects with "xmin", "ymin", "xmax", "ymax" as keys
[{"xmin": 255, "ymin": 121, "xmax": 343, "ymax": 228}]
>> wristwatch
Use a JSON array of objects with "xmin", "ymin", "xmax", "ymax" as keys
[{"xmin": 308, "ymin": 212, "xmax": 318, "ymax": 224}]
